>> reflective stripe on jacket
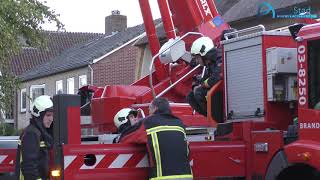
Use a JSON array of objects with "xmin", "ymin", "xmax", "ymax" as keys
[{"xmin": 120, "ymin": 112, "xmax": 193, "ymax": 180}]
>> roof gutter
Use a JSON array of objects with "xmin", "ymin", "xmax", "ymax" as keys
[{"xmin": 92, "ymin": 32, "xmax": 146, "ymax": 64}]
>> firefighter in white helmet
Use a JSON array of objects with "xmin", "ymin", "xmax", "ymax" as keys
[
  {"xmin": 113, "ymin": 108, "xmax": 138, "ymax": 143},
  {"xmin": 119, "ymin": 98, "xmax": 193, "ymax": 180},
  {"xmin": 16, "ymin": 95, "xmax": 54, "ymax": 180},
  {"xmin": 187, "ymin": 36, "xmax": 223, "ymax": 120}
]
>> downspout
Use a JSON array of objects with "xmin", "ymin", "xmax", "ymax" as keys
[
  {"xmin": 88, "ymin": 63, "xmax": 93, "ymax": 85},
  {"xmin": 15, "ymin": 90, "xmax": 18, "ymax": 129}
]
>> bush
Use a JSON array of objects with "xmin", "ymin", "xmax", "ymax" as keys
[{"xmin": 0, "ymin": 123, "xmax": 18, "ymax": 136}]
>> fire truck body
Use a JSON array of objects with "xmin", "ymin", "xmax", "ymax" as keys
[
  {"xmin": 56, "ymin": 12, "xmax": 320, "ymax": 180},
  {"xmin": 0, "ymin": 0, "xmax": 320, "ymax": 179}
]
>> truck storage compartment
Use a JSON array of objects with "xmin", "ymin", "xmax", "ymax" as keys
[{"xmin": 223, "ymin": 34, "xmax": 264, "ymax": 119}]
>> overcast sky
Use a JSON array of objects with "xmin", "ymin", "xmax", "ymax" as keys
[{"xmin": 43, "ymin": 0, "xmax": 161, "ymax": 33}]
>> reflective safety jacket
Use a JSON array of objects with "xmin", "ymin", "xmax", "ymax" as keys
[
  {"xmin": 120, "ymin": 112, "xmax": 193, "ymax": 180},
  {"xmin": 201, "ymin": 48, "xmax": 222, "ymax": 89},
  {"xmin": 15, "ymin": 120, "xmax": 51, "ymax": 180}
]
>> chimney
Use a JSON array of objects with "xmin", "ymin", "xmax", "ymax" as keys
[{"xmin": 105, "ymin": 10, "xmax": 127, "ymax": 35}]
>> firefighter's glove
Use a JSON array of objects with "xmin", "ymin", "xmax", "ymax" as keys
[{"xmin": 201, "ymin": 79, "xmax": 210, "ymax": 89}]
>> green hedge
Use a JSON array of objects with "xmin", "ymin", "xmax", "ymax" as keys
[{"xmin": 0, "ymin": 123, "xmax": 18, "ymax": 136}]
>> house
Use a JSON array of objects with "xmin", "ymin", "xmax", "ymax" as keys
[
  {"xmin": 10, "ymin": 32, "xmax": 103, "ymax": 77},
  {"xmin": 16, "ymin": 11, "xmax": 157, "ymax": 129},
  {"xmin": 8, "ymin": 30, "xmax": 102, "ymax": 125}
]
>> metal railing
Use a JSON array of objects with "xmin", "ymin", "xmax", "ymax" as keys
[
  {"xmin": 224, "ymin": 25, "xmax": 265, "ymax": 40},
  {"xmin": 156, "ymin": 64, "xmax": 202, "ymax": 98},
  {"xmin": 149, "ymin": 32, "xmax": 203, "ymax": 98}
]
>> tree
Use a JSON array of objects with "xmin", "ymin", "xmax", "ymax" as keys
[{"xmin": 0, "ymin": 0, "xmax": 64, "ymax": 119}]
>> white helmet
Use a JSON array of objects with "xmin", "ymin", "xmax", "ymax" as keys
[
  {"xmin": 31, "ymin": 95, "xmax": 53, "ymax": 117},
  {"xmin": 113, "ymin": 108, "xmax": 138, "ymax": 128},
  {"xmin": 190, "ymin": 37, "xmax": 214, "ymax": 56}
]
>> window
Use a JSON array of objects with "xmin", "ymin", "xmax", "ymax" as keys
[
  {"xmin": 79, "ymin": 75, "xmax": 87, "ymax": 88},
  {"xmin": 30, "ymin": 84, "xmax": 45, "ymax": 110},
  {"xmin": 67, "ymin": 78, "xmax": 75, "ymax": 94},
  {"xmin": 20, "ymin": 88, "xmax": 26, "ymax": 112},
  {"xmin": 56, "ymin": 80, "xmax": 63, "ymax": 94}
]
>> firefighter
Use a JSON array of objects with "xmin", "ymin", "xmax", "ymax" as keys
[
  {"xmin": 120, "ymin": 98, "xmax": 193, "ymax": 180},
  {"xmin": 113, "ymin": 108, "xmax": 138, "ymax": 143},
  {"xmin": 187, "ymin": 36, "xmax": 222, "ymax": 117},
  {"xmin": 15, "ymin": 95, "xmax": 54, "ymax": 180}
]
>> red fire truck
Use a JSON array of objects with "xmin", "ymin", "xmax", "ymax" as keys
[{"xmin": 0, "ymin": 0, "xmax": 319, "ymax": 179}]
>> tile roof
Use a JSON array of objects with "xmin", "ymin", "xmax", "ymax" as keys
[
  {"xmin": 20, "ymin": 24, "xmax": 147, "ymax": 81},
  {"xmin": 10, "ymin": 31, "xmax": 103, "ymax": 76},
  {"xmin": 214, "ymin": 0, "xmax": 241, "ymax": 16},
  {"xmin": 134, "ymin": 0, "xmax": 239, "ymax": 46},
  {"xmin": 134, "ymin": 22, "xmax": 166, "ymax": 46},
  {"xmin": 134, "ymin": 0, "xmax": 311, "ymax": 45},
  {"xmin": 223, "ymin": 0, "xmax": 309, "ymax": 23}
]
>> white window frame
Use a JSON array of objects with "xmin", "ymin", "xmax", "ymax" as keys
[
  {"xmin": 30, "ymin": 84, "xmax": 45, "ymax": 110},
  {"xmin": 55, "ymin": 80, "xmax": 63, "ymax": 94},
  {"xmin": 67, "ymin": 77, "xmax": 75, "ymax": 94},
  {"xmin": 20, "ymin": 88, "xmax": 27, "ymax": 112},
  {"xmin": 79, "ymin": 74, "xmax": 87, "ymax": 88}
]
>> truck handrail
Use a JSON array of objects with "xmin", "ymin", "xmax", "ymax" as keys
[
  {"xmin": 137, "ymin": 108, "xmax": 146, "ymax": 118},
  {"xmin": 224, "ymin": 25, "xmax": 265, "ymax": 40},
  {"xmin": 149, "ymin": 32, "xmax": 203, "ymax": 98},
  {"xmin": 156, "ymin": 64, "xmax": 201, "ymax": 98}
]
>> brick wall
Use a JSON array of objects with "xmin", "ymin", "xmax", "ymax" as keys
[
  {"xmin": 92, "ymin": 42, "xmax": 139, "ymax": 86},
  {"xmin": 105, "ymin": 13, "xmax": 127, "ymax": 35},
  {"xmin": 17, "ymin": 67, "xmax": 89, "ymax": 129}
]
